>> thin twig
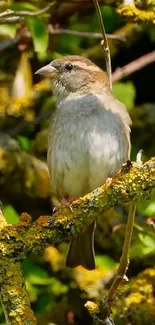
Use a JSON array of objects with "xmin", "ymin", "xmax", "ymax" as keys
[
  {"xmin": 48, "ymin": 25, "xmax": 126, "ymax": 42},
  {"xmin": 105, "ymin": 202, "xmax": 136, "ymax": 314},
  {"xmin": 93, "ymin": 0, "xmax": 112, "ymax": 90},
  {"xmin": 0, "ymin": 16, "xmax": 24, "ymax": 23},
  {"xmin": 0, "ymin": 36, "xmax": 22, "ymax": 51},
  {"xmin": 0, "ymin": 2, "xmax": 56, "ymax": 24},
  {"xmin": 0, "ymin": 27, "xmax": 125, "ymax": 52},
  {"xmin": 0, "ymin": 9, "xmax": 14, "ymax": 17},
  {"xmin": 112, "ymin": 50, "xmax": 155, "ymax": 82},
  {"xmin": 0, "ymin": 3, "xmax": 55, "ymax": 18}
]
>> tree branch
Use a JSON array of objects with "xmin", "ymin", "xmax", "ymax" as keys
[
  {"xmin": 0, "ymin": 36, "xmax": 22, "ymax": 52},
  {"xmin": 0, "ymin": 16, "xmax": 24, "ymax": 24},
  {"xmin": 0, "ymin": 2, "xmax": 56, "ymax": 24},
  {"xmin": 0, "ymin": 133, "xmax": 50, "ymax": 200},
  {"xmin": 0, "ymin": 3, "xmax": 55, "ymax": 18},
  {"xmin": 48, "ymin": 25, "xmax": 126, "ymax": 42},
  {"xmin": 0, "ymin": 157, "xmax": 155, "ymax": 323},
  {"xmin": 0, "ymin": 27, "xmax": 125, "ymax": 53},
  {"xmin": 112, "ymin": 50, "xmax": 155, "ymax": 82},
  {"xmin": 0, "ymin": 206, "xmax": 36, "ymax": 325},
  {"xmin": 0, "ymin": 157, "xmax": 155, "ymax": 260}
]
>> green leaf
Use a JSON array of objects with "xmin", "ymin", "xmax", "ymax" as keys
[
  {"xmin": 9, "ymin": 2, "xmax": 38, "ymax": 11},
  {"xmin": 23, "ymin": 260, "xmax": 49, "ymax": 283},
  {"xmin": 113, "ymin": 81, "xmax": 136, "ymax": 110},
  {"xmin": 130, "ymin": 231, "xmax": 155, "ymax": 257},
  {"xmin": 3, "ymin": 205, "xmax": 19, "ymax": 224},
  {"xmin": 143, "ymin": 202, "xmax": 155, "ymax": 216},
  {"xmin": 139, "ymin": 233, "xmax": 155, "ymax": 251},
  {"xmin": 96, "ymin": 255, "xmax": 116, "ymax": 269},
  {"xmin": 26, "ymin": 17, "xmax": 48, "ymax": 53},
  {"xmin": 17, "ymin": 136, "xmax": 31, "ymax": 151},
  {"xmin": 49, "ymin": 279, "xmax": 68, "ymax": 296},
  {"xmin": 137, "ymin": 189, "xmax": 155, "ymax": 216}
]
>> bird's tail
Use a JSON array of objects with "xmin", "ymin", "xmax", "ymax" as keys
[{"xmin": 66, "ymin": 221, "xmax": 96, "ymax": 270}]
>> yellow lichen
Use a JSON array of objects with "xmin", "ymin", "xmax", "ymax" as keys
[
  {"xmin": 19, "ymin": 213, "xmax": 32, "ymax": 224},
  {"xmin": 37, "ymin": 215, "xmax": 49, "ymax": 226},
  {"xmin": 126, "ymin": 292, "xmax": 144, "ymax": 306},
  {"xmin": 117, "ymin": 5, "xmax": 155, "ymax": 24}
]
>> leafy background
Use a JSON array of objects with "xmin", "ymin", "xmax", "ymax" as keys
[{"xmin": 0, "ymin": 1, "xmax": 155, "ymax": 324}]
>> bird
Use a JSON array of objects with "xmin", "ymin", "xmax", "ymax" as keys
[{"xmin": 35, "ymin": 55, "xmax": 131, "ymax": 270}]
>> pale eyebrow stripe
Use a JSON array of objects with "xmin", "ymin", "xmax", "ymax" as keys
[{"xmin": 73, "ymin": 61, "xmax": 100, "ymax": 72}]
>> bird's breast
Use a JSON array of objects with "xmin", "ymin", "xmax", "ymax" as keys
[{"xmin": 48, "ymin": 95, "xmax": 130, "ymax": 202}]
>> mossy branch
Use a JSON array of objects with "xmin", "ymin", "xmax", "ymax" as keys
[
  {"xmin": 0, "ymin": 133, "xmax": 50, "ymax": 200},
  {"xmin": 1, "ymin": 157, "xmax": 155, "ymax": 260},
  {"xmin": 0, "ymin": 206, "xmax": 36, "ymax": 325},
  {"xmin": 0, "ymin": 157, "xmax": 155, "ymax": 324},
  {"xmin": 0, "ymin": 157, "xmax": 155, "ymax": 323}
]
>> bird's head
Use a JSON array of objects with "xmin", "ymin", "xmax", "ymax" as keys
[{"xmin": 35, "ymin": 55, "xmax": 109, "ymax": 101}]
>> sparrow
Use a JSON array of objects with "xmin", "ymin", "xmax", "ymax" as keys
[{"xmin": 35, "ymin": 55, "xmax": 131, "ymax": 270}]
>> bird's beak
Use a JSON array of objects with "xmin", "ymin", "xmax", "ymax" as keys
[{"xmin": 35, "ymin": 64, "xmax": 58, "ymax": 78}]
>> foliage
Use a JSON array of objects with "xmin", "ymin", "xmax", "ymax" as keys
[{"xmin": 0, "ymin": 0, "xmax": 155, "ymax": 324}]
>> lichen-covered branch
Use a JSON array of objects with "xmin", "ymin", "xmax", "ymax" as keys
[
  {"xmin": 0, "ymin": 157, "xmax": 155, "ymax": 261},
  {"xmin": 117, "ymin": 4, "xmax": 155, "ymax": 24},
  {"xmin": 86, "ymin": 267, "xmax": 155, "ymax": 325},
  {"xmin": 0, "ymin": 158, "xmax": 155, "ymax": 323},
  {"xmin": 0, "ymin": 206, "xmax": 36, "ymax": 325},
  {"xmin": 0, "ymin": 259, "xmax": 36, "ymax": 325},
  {"xmin": 0, "ymin": 133, "xmax": 50, "ymax": 199}
]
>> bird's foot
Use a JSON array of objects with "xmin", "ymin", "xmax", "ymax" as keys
[
  {"xmin": 61, "ymin": 197, "xmax": 74, "ymax": 212},
  {"xmin": 105, "ymin": 177, "xmax": 112, "ymax": 185},
  {"xmin": 53, "ymin": 197, "xmax": 74, "ymax": 213}
]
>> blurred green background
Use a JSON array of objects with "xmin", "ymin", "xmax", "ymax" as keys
[{"xmin": 0, "ymin": 1, "xmax": 155, "ymax": 324}]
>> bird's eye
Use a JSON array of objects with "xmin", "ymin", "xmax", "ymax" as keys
[{"xmin": 65, "ymin": 63, "xmax": 73, "ymax": 71}]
